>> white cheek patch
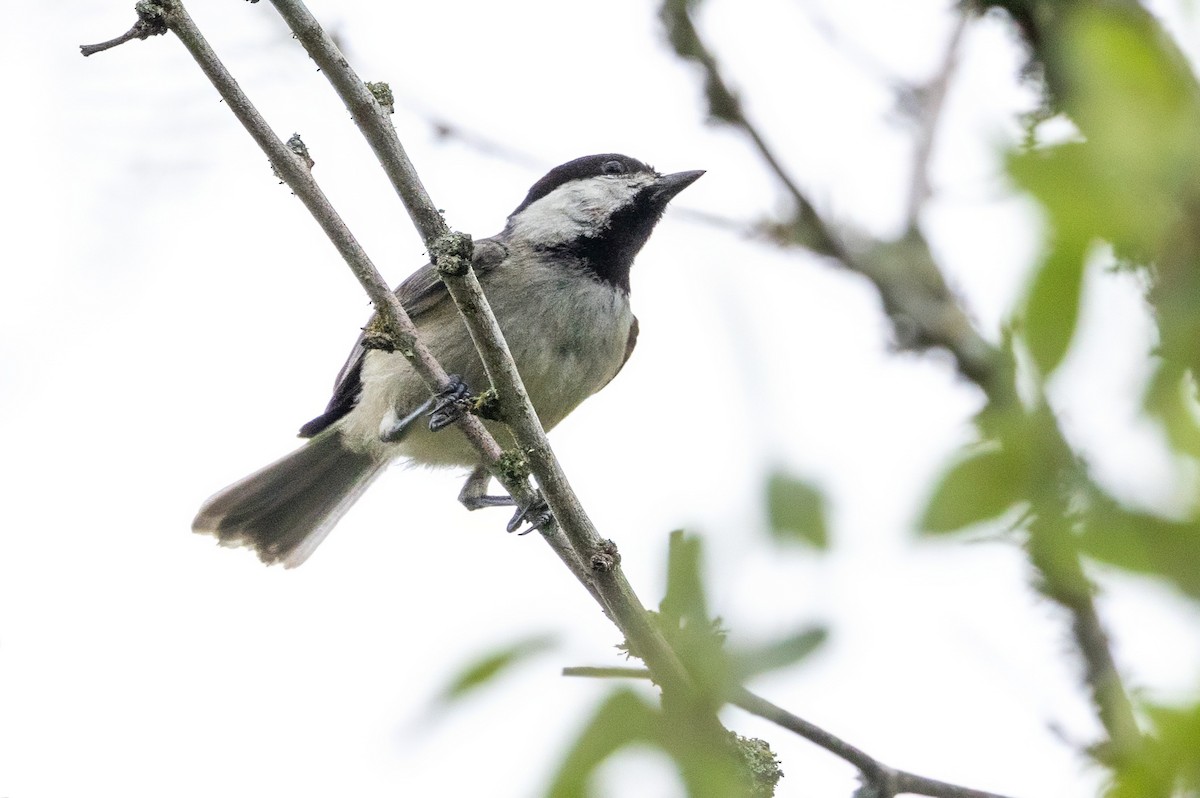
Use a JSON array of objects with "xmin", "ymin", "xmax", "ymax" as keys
[{"xmin": 509, "ymin": 174, "xmax": 657, "ymax": 246}]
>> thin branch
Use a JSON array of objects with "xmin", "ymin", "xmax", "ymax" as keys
[
  {"xmin": 80, "ymin": 3, "xmax": 168, "ymax": 56},
  {"xmin": 796, "ymin": 0, "xmax": 907, "ymax": 91},
  {"xmin": 732, "ymin": 689, "xmax": 1016, "ymax": 798},
  {"xmin": 562, "ymin": 668, "xmax": 1015, "ymax": 798},
  {"xmin": 659, "ymin": 0, "xmax": 844, "ymax": 260},
  {"xmin": 263, "ymin": 0, "xmax": 707, "ymax": 705},
  {"xmin": 905, "ymin": 13, "xmax": 969, "ymax": 230},
  {"xmin": 563, "ymin": 665, "xmax": 652, "ymax": 679}
]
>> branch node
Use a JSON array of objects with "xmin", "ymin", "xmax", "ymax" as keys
[
  {"xmin": 365, "ymin": 81, "xmax": 395, "ymax": 114},
  {"xmin": 496, "ymin": 448, "xmax": 531, "ymax": 482},
  {"xmin": 471, "ymin": 387, "xmax": 503, "ymax": 421},
  {"xmin": 285, "ymin": 132, "xmax": 315, "ymax": 170},
  {"xmin": 431, "ymin": 231, "xmax": 475, "ymax": 277},
  {"xmin": 590, "ymin": 539, "xmax": 620, "ymax": 573},
  {"xmin": 360, "ymin": 315, "xmax": 407, "ymax": 354}
]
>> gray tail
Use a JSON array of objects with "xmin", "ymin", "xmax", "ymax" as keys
[{"xmin": 193, "ymin": 430, "xmax": 387, "ymax": 568}]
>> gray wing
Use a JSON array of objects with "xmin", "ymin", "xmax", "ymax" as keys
[{"xmin": 298, "ymin": 238, "xmax": 509, "ymax": 438}]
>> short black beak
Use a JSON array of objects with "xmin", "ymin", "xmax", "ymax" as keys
[{"xmin": 650, "ymin": 169, "xmax": 705, "ymax": 205}]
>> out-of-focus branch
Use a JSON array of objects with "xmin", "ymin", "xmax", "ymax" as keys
[
  {"xmin": 659, "ymin": 0, "xmax": 1002, "ymax": 396},
  {"xmin": 905, "ymin": 14, "xmax": 968, "ymax": 229},
  {"xmin": 661, "ymin": 0, "xmax": 1143, "ymax": 768},
  {"xmin": 562, "ymin": 667, "xmax": 1015, "ymax": 798},
  {"xmin": 659, "ymin": 0, "xmax": 843, "ymax": 260}
]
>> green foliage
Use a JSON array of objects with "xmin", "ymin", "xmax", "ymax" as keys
[
  {"xmin": 765, "ymin": 471, "xmax": 829, "ymax": 549},
  {"xmin": 654, "ymin": 532, "xmax": 827, "ymax": 700},
  {"xmin": 1107, "ymin": 702, "xmax": 1200, "ymax": 798},
  {"xmin": 1011, "ymin": 5, "xmax": 1200, "ymax": 440},
  {"xmin": 437, "ymin": 634, "xmax": 556, "ymax": 705},
  {"xmin": 731, "ymin": 628, "xmax": 828, "ymax": 682},
  {"xmin": 996, "ymin": 4, "xmax": 1200, "ymax": 605},
  {"xmin": 1079, "ymin": 495, "xmax": 1200, "ymax": 601},
  {"xmin": 553, "ymin": 531, "xmax": 823, "ymax": 797},
  {"xmin": 656, "ymin": 530, "xmax": 734, "ymax": 705},
  {"xmin": 919, "ymin": 443, "xmax": 1027, "ymax": 535},
  {"xmin": 545, "ymin": 688, "xmax": 757, "ymax": 798},
  {"xmin": 1144, "ymin": 364, "xmax": 1200, "ymax": 459}
]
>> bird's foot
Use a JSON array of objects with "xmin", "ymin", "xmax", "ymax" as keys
[
  {"xmin": 428, "ymin": 375, "xmax": 472, "ymax": 431},
  {"xmin": 507, "ymin": 492, "xmax": 552, "ymax": 535}
]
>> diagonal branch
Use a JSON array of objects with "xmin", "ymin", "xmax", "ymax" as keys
[
  {"xmin": 733, "ymin": 689, "xmax": 1015, "ymax": 798},
  {"xmin": 904, "ymin": 13, "xmax": 969, "ymax": 230},
  {"xmin": 659, "ymin": 0, "xmax": 844, "ymax": 260}
]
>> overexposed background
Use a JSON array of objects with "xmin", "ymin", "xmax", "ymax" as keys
[{"xmin": 3, "ymin": 1, "xmax": 1199, "ymax": 796}]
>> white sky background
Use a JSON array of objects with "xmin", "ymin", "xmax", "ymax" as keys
[{"xmin": 3, "ymin": 1, "xmax": 1200, "ymax": 796}]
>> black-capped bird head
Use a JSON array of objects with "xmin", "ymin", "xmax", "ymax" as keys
[{"xmin": 504, "ymin": 153, "xmax": 705, "ymax": 292}]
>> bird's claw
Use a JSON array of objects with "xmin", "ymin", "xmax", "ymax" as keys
[
  {"xmin": 428, "ymin": 375, "xmax": 472, "ymax": 431},
  {"xmin": 506, "ymin": 493, "xmax": 552, "ymax": 535}
]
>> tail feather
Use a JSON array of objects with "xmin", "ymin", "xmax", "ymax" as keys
[{"xmin": 193, "ymin": 430, "xmax": 387, "ymax": 567}]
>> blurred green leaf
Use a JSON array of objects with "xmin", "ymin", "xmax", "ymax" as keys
[
  {"xmin": 1144, "ymin": 363, "xmax": 1200, "ymax": 459},
  {"xmin": 1107, "ymin": 700, "xmax": 1200, "ymax": 798},
  {"xmin": 920, "ymin": 444, "xmax": 1026, "ymax": 535},
  {"xmin": 1009, "ymin": 7, "xmax": 1200, "ymax": 381},
  {"xmin": 661, "ymin": 530, "xmax": 709, "ymax": 628},
  {"xmin": 657, "ymin": 531, "xmax": 731, "ymax": 703},
  {"xmin": 1022, "ymin": 238, "xmax": 1088, "ymax": 376},
  {"xmin": 546, "ymin": 688, "xmax": 748, "ymax": 798},
  {"xmin": 438, "ymin": 634, "xmax": 556, "ymax": 704},
  {"xmin": 1063, "ymin": 9, "xmax": 1200, "ymax": 220},
  {"xmin": 765, "ymin": 471, "xmax": 829, "ymax": 549},
  {"xmin": 1081, "ymin": 499, "xmax": 1200, "ymax": 601},
  {"xmin": 547, "ymin": 689, "xmax": 663, "ymax": 798},
  {"xmin": 733, "ymin": 626, "xmax": 828, "ymax": 680}
]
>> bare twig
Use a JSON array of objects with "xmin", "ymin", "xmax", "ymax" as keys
[
  {"xmin": 659, "ymin": 0, "xmax": 844, "ymax": 260},
  {"xmin": 905, "ymin": 13, "xmax": 969, "ymax": 229},
  {"xmin": 562, "ymin": 668, "xmax": 1015, "ymax": 798},
  {"xmin": 563, "ymin": 665, "xmax": 652, "ymax": 679},
  {"xmin": 796, "ymin": 0, "xmax": 906, "ymax": 90},
  {"xmin": 733, "ymin": 689, "xmax": 1016, "ymax": 798},
  {"xmin": 80, "ymin": 2, "xmax": 168, "ymax": 56}
]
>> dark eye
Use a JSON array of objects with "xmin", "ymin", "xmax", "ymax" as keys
[{"xmin": 602, "ymin": 159, "xmax": 626, "ymax": 175}]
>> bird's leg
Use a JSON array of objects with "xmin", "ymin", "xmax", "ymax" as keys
[
  {"xmin": 379, "ymin": 398, "xmax": 435, "ymax": 442},
  {"xmin": 458, "ymin": 465, "xmax": 513, "ymax": 510},
  {"xmin": 457, "ymin": 465, "xmax": 553, "ymax": 535},
  {"xmin": 380, "ymin": 376, "xmax": 478, "ymax": 442}
]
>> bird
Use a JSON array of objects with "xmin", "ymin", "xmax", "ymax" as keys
[{"xmin": 193, "ymin": 154, "xmax": 704, "ymax": 567}]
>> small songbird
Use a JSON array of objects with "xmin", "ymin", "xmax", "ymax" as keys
[{"xmin": 193, "ymin": 154, "xmax": 703, "ymax": 567}]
